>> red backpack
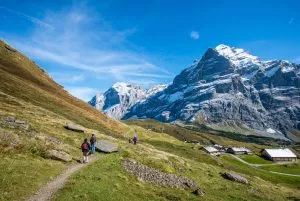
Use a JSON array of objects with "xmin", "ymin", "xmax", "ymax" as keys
[{"xmin": 82, "ymin": 143, "xmax": 88, "ymax": 150}]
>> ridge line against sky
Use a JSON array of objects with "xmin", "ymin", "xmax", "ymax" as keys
[{"xmin": 0, "ymin": 0, "xmax": 299, "ymax": 101}]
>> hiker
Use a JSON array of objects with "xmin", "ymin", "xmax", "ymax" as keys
[
  {"xmin": 90, "ymin": 134, "xmax": 96, "ymax": 154},
  {"xmin": 81, "ymin": 138, "xmax": 91, "ymax": 163},
  {"xmin": 133, "ymin": 130, "xmax": 138, "ymax": 145}
]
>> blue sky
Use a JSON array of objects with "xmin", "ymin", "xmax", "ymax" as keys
[{"xmin": 1, "ymin": 0, "xmax": 300, "ymax": 101}]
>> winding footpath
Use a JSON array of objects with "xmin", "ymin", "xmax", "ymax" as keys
[
  {"xmin": 229, "ymin": 154, "xmax": 300, "ymax": 177},
  {"xmin": 26, "ymin": 156, "xmax": 100, "ymax": 201}
]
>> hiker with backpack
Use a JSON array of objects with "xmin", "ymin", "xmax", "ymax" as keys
[
  {"xmin": 133, "ymin": 130, "xmax": 138, "ymax": 145},
  {"xmin": 81, "ymin": 138, "xmax": 91, "ymax": 163},
  {"xmin": 90, "ymin": 134, "xmax": 96, "ymax": 154}
]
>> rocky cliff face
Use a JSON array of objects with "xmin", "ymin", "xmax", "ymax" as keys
[
  {"xmin": 89, "ymin": 82, "xmax": 167, "ymax": 120},
  {"xmin": 123, "ymin": 45, "xmax": 300, "ymax": 140}
]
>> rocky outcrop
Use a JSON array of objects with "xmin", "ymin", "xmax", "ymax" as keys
[
  {"xmin": 95, "ymin": 140, "xmax": 118, "ymax": 153},
  {"xmin": 1, "ymin": 116, "xmax": 30, "ymax": 130},
  {"xmin": 47, "ymin": 149, "xmax": 73, "ymax": 162},
  {"xmin": 64, "ymin": 123, "xmax": 85, "ymax": 133},
  {"xmin": 122, "ymin": 159, "xmax": 202, "ymax": 195},
  {"xmin": 221, "ymin": 172, "xmax": 248, "ymax": 184}
]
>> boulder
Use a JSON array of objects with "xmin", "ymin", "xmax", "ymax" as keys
[
  {"xmin": 222, "ymin": 172, "xmax": 248, "ymax": 184},
  {"xmin": 95, "ymin": 140, "xmax": 118, "ymax": 153},
  {"xmin": 64, "ymin": 123, "xmax": 85, "ymax": 133},
  {"xmin": 48, "ymin": 149, "xmax": 73, "ymax": 162}
]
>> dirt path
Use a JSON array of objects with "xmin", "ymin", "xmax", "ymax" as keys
[
  {"xmin": 228, "ymin": 154, "xmax": 300, "ymax": 177},
  {"xmin": 26, "ymin": 155, "xmax": 100, "ymax": 201}
]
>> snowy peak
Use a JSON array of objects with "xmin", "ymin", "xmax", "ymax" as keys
[
  {"xmin": 215, "ymin": 44, "xmax": 261, "ymax": 68},
  {"xmin": 89, "ymin": 83, "xmax": 168, "ymax": 119},
  {"xmin": 146, "ymin": 84, "xmax": 168, "ymax": 98},
  {"xmin": 112, "ymin": 82, "xmax": 143, "ymax": 95}
]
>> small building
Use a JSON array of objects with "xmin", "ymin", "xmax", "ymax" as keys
[
  {"xmin": 227, "ymin": 147, "xmax": 252, "ymax": 155},
  {"xmin": 203, "ymin": 146, "xmax": 220, "ymax": 155},
  {"xmin": 213, "ymin": 144, "xmax": 227, "ymax": 153},
  {"xmin": 261, "ymin": 148, "xmax": 297, "ymax": 162}
]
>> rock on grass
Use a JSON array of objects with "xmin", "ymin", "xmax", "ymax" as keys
[
  {"xmin": 221, "ymin": 172, "xmax": 248, "ymax": 184},
  {"xmin": 95, "ymin": 140, "xmax": 118, "ymax": 153},
  {"xmin": 122, "ymin": 159, "xmax": 203, "ymax": 196},
  {"xmin": 48, "ymin": 149, "xmax": 73, "ymax": 162},
  {"xmin": 64, "ymin": 123, "xmax": 85, "ymax": 133}
]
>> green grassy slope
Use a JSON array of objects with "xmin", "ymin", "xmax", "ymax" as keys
[
  {"xmin": 0, "ymin": 40, "xmax": 299, "ymax": 201},
  {"xmin": 0, "ymin": 40, "xmax": 127, "ymax": 200}
]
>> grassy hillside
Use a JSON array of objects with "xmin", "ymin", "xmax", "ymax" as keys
[
  {"xmin": 0, "ymin": 40, "xmax": 124, "ymax": 135},
  {"xmin": 0, "ymin": 40, "xmax": 128, "ymax": 200},
  {"xmin": 0, "ymin": 40, "xmax": 299, "ymax": 201}
]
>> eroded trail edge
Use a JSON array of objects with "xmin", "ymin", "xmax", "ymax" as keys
[{"xmin": 26, "ymin": 156, "xmax": 99, "ymax": 201}]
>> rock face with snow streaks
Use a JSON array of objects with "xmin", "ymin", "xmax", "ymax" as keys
[
  {"xmin": 123, "ymin": 45, "xmax": 300, "ymax": 140},
  {"xmin": 89, "ymin": 83, "xmax": 167, "ymax": 120}
]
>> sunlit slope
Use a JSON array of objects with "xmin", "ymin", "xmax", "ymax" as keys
[{"xmin": 0, "ymin": 40, "xmax": 124, "ymax": 134}]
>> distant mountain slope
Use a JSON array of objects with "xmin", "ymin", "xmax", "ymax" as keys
[
  {"xmin": 89, "ymin": 82, "xmax": 167, "ymax": 119},
  {"xmin": 0, "ymin": 40, "xmax": 124, "ymax": 134},
  {"xmin": 123, "ymin": 44, "xmax": 300, "ymax": 141}
]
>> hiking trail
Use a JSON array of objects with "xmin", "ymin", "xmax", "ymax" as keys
[{"xmin": 26, "ymin": 155, "xmax": 100, "ymax": 201}]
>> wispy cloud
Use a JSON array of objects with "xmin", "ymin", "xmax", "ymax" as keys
[
  {"xmin": 5, "ymin": 3, "xmax": 171, "ymax": 82},
  {"xmin": 50, "ymin": 72, "xmax": 85, "ymax": 83},
  {"xmin": 0, "ymin": 6, "xmax": 54, "ymax": 30},
  {"xmin": 190, "ymin": 31, "xmax": 200, "ymax": 40},
  {"xmin": 65, "ymin": 86, "xmax": 98, "ymax": 101},
  {"xmin": 289, "ymin": 17, "xmax": 294, "ymax": 24}
]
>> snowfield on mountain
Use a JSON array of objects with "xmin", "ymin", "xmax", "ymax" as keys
[
  {"xmin": 89, "ymin": 82, "xmax": 168, "ymax": 120},
  {"xmin": 97, "ymin": 44, "xmax": 300, "ymax": 141}
]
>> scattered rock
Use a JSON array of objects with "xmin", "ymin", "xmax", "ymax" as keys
[
  {"xmin": 192, "ymin": 187, "xmax": 204, "ymax": 196},
  {"xmin": 5, "ymin": 45, "xmax": 17, "ymax": 52},
  {"xmin": 47, "ymin": 149, "xmax": 73, "ymax": 162},
  {"xmin": 95, "ymin": 140, "xmax": 118, "ymax": 153},
  {"xmin": 122, "ymin": 159, "xmax": 200, "ymax": 192},
  {"xmin": 1, "ymin": 116, "xmax": 31, "ymax": 131},
  {"xmin": 221, "ymin": 172, "xmax": 248, "ymax": 184},
  {"xmin": 46, "ymin": 136, "xmax": 61, "ymax": 144},
  {"xmin": 64, "ymin": 123, "xmax": 85, "ymax": 133}
]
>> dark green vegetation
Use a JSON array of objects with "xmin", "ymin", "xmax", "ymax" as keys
[
  {"xmin": 1, "ymin": 40, "xmax": 300, "ymax": 201},
  {"xmin": 125, "ymin": 119, "xmax": 291, "ymax": 146},
  {"xmin": 221, "ymin": 155, "xmax": 300, "ymax": 187},
  {"xmin": 239, "ymin": 155, "xmax": 273, "ymax": 164},
  {"xmin": 260, "ymin": 163, "xmax": 300, "ymax": 175}
]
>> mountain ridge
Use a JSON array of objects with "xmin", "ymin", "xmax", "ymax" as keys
[
  {"xmin": 93, "ymin": 44, "xmax": 300, "ymax": 141},
  {"xmin": 89, "ymin": 82, "xmax": 168, "ymax": 120}
]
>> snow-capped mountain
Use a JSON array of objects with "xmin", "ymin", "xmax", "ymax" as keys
[
  {"xmin": 89, "ymin": 82, "xmax": 167, "ymax": 120},
  {"xmin": 123, "ymin": 44, "xmax": 300, "ymax": 141}
]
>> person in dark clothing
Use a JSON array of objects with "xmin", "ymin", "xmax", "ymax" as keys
[
  {"xmin": 81, "ymin": 138, "xmax": 91, "ymax": 163},
  {"xmin": 90, "ymin": 134, "xmax": 96, "ymax": 154},
  {"xmin": 132, "ymin": 130, "xmax": 138, "ymax": 145}
]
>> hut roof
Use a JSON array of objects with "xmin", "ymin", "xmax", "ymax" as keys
[{"xmin": 263, "ymin": 148, "xmax": 297, "ymax": 158}]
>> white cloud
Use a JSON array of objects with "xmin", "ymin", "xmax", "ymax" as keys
[
  {"xmin": 0, "ymin": 6, "xmax": 54, "ymax": 30},
  {"xmin": 4, "ymin": 4, "xmax": 171, "ymax": 82},
  {"xmin": 190, "ymin": 31, "xmax": 200, "ymax": 40},
  {"xmin": 289, "ymin": 18, "xmax": 294, "ymax": 24},
  {"xmin": 65, "ymin": 87, "xmax": 98, "ymax": 102},
  {"xmin": 49, "ymin": 72, "xmax": 85, "ymax": 83}
]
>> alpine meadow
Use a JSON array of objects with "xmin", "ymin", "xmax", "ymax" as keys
[{"xmin": 0, "ymin": 1, "xmax": 300, "ymax": 201}]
